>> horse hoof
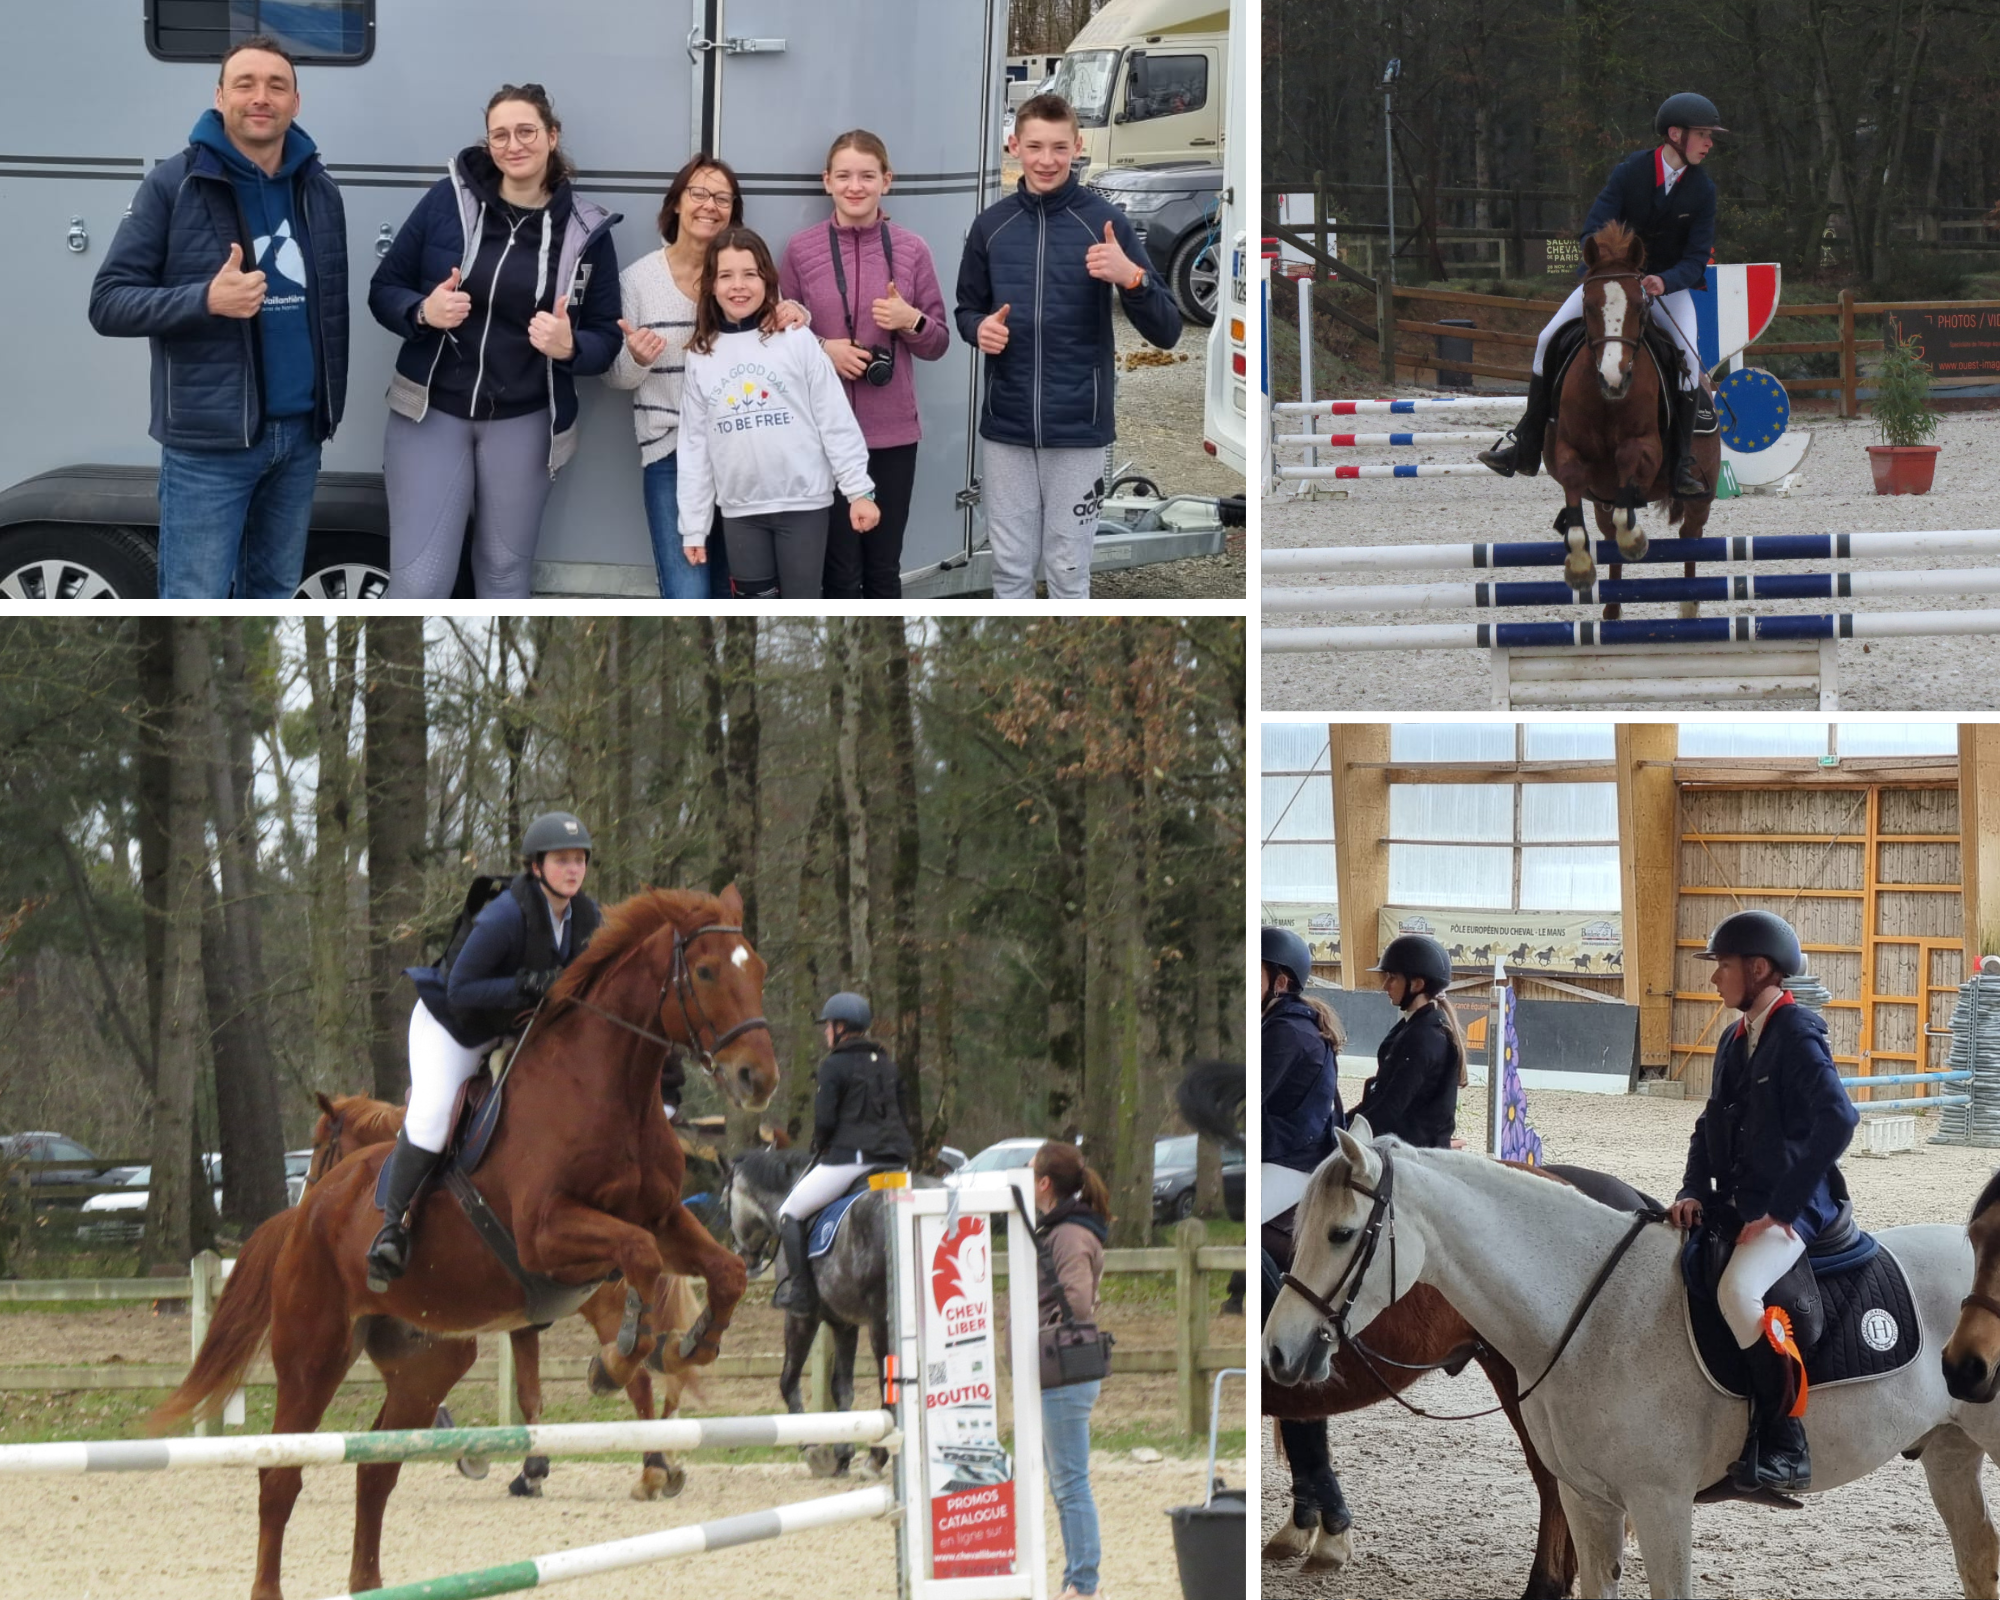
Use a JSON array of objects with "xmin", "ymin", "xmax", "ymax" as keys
[
  {"xmin": 646, "ymin": 1338, "xmax": 669, "ymax": 1373},
  {"xmin": 1262, "ymin": 1522, "xmax": 1316, "ymax": 1561},
  {"xmin": 1562, "ymin": 548, "xmax": 1596, "ymax": 591},
  {"xmin": 1616, "ymin": 527, "xmax": 1649, "ymax": 561},
  {"xmin": 1304, "ymin": 1528, "xmax": 1354, "ymax": 1571},
  {"xmin": 507, "ymin": 1473, "xmax": 543, "ymax": 1498},
  {"xmin": 678, "ymin": 1309, "xmax": 717, "ymax": 1364},
  {"xmin": 804, "ymin": 1442, "xmax": 846, "ymax": 1479},
  {"xmin": 586, "ymin": 1355, "xmax": 621, "ymax": 1397},
  {"xmin": 456, "ymin": 1454, "xmax": 490, "ymax": 1481},
  {"xmin": 661, "ymin": 1461, "xmax": 687, "ymax": 1498}
]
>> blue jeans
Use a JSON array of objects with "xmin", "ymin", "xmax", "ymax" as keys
[
  {"xmin": 642, "ymin": 453, "xmax": 736, "ymax": 599},
  {"xmin": 156, "ymin": 414, "xmax": 319, "ymax": 598},
  {"xmin": 1042, "ymin": 1378, "xmax": 1101, "ymax": 1594}
]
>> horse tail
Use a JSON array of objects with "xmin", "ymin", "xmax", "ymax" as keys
[
  {"xmin": 652, "ymin": 1274, "xmax": 705, "ymax": 1411},
  {"xmin": 1176, "ymin": 1058, "xmax": 1246, "ymax": 1147},
  {"xmin": 150, "ymin": 1206, "xmax": 295, "ymax": 1433}
]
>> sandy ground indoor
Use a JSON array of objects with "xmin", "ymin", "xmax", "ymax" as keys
[
  {"xmin": 1264, "ymin": 405, "xmax": 2000, "ymax": 711},
  {"xmin": 1260, "ymin": 1077, "xmax": 1996, "ymax": 1598}
]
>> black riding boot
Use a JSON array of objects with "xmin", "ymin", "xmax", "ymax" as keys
[
  {"xmin": 772, "ymin": 1216, "xmax": 818, "ymax": 1316},
  {"xmin": 1477, "ymin": 372, "xmax": 1550, "ymax": 478},
  {"xmin": 1279, "ymin": 1419, "xmax": 1352, "ymax": 1535},
  {"xmin": 1730, "ymin": 1338, "xmax": 1811, "ymax": 1493},
  {"xmin": 365, "ymin": 1131, "xmax": 441, "ymax": 1292},
  {"xmin": 1670, "ymin": 387, "xmax": 1707, "ymax": 498}
]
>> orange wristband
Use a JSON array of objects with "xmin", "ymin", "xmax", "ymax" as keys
[{"xmin": 1125, "ymin": 267, "xmax": 1146, "ymax": 292}]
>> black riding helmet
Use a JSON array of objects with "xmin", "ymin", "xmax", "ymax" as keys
[
  {"xmin": 521, "ymin": 811, "xmax": 593, "ymax": 864},
  {"xmin": 1371, "ymin": 934, "xmax": 1454, "ymax": 998},
  {"xmin": 1702, "ymin": 909, "xmax": 1803, "ymax": 977},
  {"xmin": 1262, "ymin": 925, "xmax": 1314, "ymax": 991},
  {"xmin": 818, "ymin": 991, "xmax": 872, "ymax": 1034},
  {"xmin": 1655, "ymin": 92, "xmax": 1727, "ymax": 138}
]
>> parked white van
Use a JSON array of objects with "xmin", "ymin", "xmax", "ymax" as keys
[{"xmin": 1052, "ymin": 0, "xmax": 1228, "ymax": 177}]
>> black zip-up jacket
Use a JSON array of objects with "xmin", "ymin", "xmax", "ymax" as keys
[
  {"xmin": 1678, "ymin": 994, "xmax": 1857, "ymax": 1242},
  {"xmin": 954, "ymin": 173, "xmax": 1181, "ymax": 449},
  {"xmin": 1262, "ymin": 994, "xmax": 1344, "ymax": 1172},
  {"xmin": 88, "ymin": 130, "xmax": 348, "ymax": 450},
  {"xmin": 812, "ymin": 1035, "xmax": 914, "ymax": 1164},
  {"xmin": 1351, "ymin": 1003, "xmax": 1459, "ymax": 1148}
]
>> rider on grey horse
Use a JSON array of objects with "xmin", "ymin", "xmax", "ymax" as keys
[
  {"xmin": 1668, "ymin": 909, "xmax": 1858, "ymax": 1494},
  {"xmin": 772, "ymin": 991, "xmax": 913, "ymax": 1316},
  {"xmin": 367, "ymin": 811, "xmax": 602, "ymax": 1292}
]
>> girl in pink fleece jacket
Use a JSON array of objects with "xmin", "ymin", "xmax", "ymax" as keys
[{"xmin": 779, "ymin": 130, "xmax": 950, "ymax": 599}]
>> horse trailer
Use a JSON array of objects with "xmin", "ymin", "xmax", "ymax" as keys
[{"xmin": 0, "ymin": 1, "xmax": 1233, "ymax": 598}]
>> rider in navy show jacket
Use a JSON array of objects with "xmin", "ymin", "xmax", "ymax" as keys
[
  {"xmin": 1262, "ymin": 993, "xmax": 1343, "ymax": 1172},
  {"xmin": 1580, "ymin": 148, "xmax": 1717, "ymax": 299},
  {"xmin": 1676, "ymin": 993, "xmax": 1857, "ymax": 1243}
]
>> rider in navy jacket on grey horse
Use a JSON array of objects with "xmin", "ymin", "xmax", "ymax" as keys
[
  {"xmin": 366, "ymin": 811, "xmax": 603, "ymax": 1291},
  {"xmin": 773, "ymin": 991, "xmax": 913, "ymax": 1316},
  {"xmin": 1669, "ymin": 909, "xmax": 1858, "ymax": 1494},
  {"xmin": 1351, "ymin": 934, "xmax": 1466, "ymax": 1150}
]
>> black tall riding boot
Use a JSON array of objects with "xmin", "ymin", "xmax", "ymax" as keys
[
  {"xmin": 772, "ymin": 1216, "xmax": 819, "ymax": 1316},
  {"xmin": 1670, "ymin": 387, "xmax": 1707, "ymax": 498},
  {"xmin": 365, "ymin": 1131, "xmax": 442, "ymax": 1292},
  {"xmin": 1730, "ymin": 1338, "xmax": 1811, "ymax": 1493},
  {"xmin": 1477, "ymin": 372, "xmax": 1550, "ymax": 478},
  {"xmin": 1279, "ymin": 1418, "xmax": 1352, "ymax": 1535}
]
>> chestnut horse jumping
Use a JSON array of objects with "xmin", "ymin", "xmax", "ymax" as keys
[
  {"xmin": 1549, "ymin": 220, "xmax": 1719, "ymax": 618},
  {"xmin": 306, "ymin": 1093, "xmax": 702, "ymax": 1503},
  {"xmin": 155, "ymin": 886, "xmax": 778, "ymax": 1600}
]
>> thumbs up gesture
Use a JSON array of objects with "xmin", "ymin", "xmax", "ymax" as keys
[
  {"xmin": 870, "ymin": 278, "xmax": 922, "ymax": 334},
  {"xmin": 976, "ymin": 301, "xmax": 1012, "ymax": 356},
  {"xmin": 422, "ymin": 267, "xmax": 472, "ymax": 332},
  {"xmin": 529, "ymin": 296, "xmax": 575, "ymax": 360},
  {"xmin": 618, "ymin": 317, "xmax": 668, "ymax": 365},
  {"xmin": 208, "ymin": 242, "xmax": 267, "ymax": 319},
  {"xmin": 1086, "ymin": 219, "xmax": 1138, "ymax": 286}
]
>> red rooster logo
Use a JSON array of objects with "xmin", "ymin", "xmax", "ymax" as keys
[{"xmin": 931, "ymin": 1216, "xmax": 989, "ymax": 1313}]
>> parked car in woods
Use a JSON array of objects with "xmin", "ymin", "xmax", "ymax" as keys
[
  {"xmin": 1151, "ymin": 1132, "xmax": 1245, "ymax": 1222},
  {"xmin": 77, "ymin": 1153, "xmax": 224, "ymax": 1243},
  {"xmin": 0, "ymin": 1132, "xmax": 117, "ymax": 1193},
  {"xmin": 1087, "ymin": 162, "xmax": 1224, "ymax": 326}
]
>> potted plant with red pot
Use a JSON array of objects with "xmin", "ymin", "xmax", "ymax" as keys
[{"xmin": 1867, "ymin": 333, "xmax": 1940, "ymax": 495}]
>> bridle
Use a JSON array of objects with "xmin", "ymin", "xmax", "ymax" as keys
[
  {"xmin": 306, "ymin": 1111, "xmax": 347, "ymax": 1190},
  {"xmin": 531, "ymin": 921, "xmax": 771, "ymax": 1090},
  {"xmin": 1581, "ymin": 268, "xmax": 1651, "ymax": 364},
  {"xmin": 1961, "ymin": 1289, "xmax": 2000, "ymax": 1326},
  {"xmin": 1276, "ymin": 1148, "xmax": 1666, "ymax": 1422}
]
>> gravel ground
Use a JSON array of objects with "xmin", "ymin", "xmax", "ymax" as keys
[
  {"xmin": 1261, "ymin": 1078, "xmax": 1996, "ymax": 1599},
  {"xmin": 1262, "ymin": 404, "xmax": 2000, "ymax": 710}
]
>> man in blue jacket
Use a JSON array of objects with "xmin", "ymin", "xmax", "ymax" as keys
[
  {"xmin": 1479, "ymin": 92, "xmax": 1722, "ymax": 499},
  {"xmin": 1669, "ymin": 910, "xmax": 1857, "ymax": 1494},
  {"xmin": 87, "ymin": 37, "xmax": 348, "ymax": 598},
  {"xmin": 954, "ymin": 93, "xmax": 1182, "ymax": 600}
]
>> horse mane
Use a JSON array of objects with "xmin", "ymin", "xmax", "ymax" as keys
[
  {"xmin": 1971, "ymin": 1167, "xmax": 2000, "ymax": 1226},
  {"xmin": 549, "ymin": 887, "xmax": 720, "ymax": 1005},
  {"xmin": 736, "ymin": 1146, "xmax": 814, "ymax": 1196},
  {"xmin": 315, "ymin": 1092, "xmax": 405, "ymax": 1150},
  {"xmin": 1587, "ymin": 218, "xmax": 1644, "ymax": 271}
]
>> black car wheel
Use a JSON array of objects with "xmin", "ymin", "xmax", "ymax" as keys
[
  {"xmin": 295, "ymin": 532, "xmax": 392, "ymax": 601},
  {"xmin": 0, "ymin": 523, "xmax": 157, "ymax": 599},
  {"xmin": 1173, "ymin": 1188, "xmax": 1196, "ymax": 1221},
  {"xmin": 1171, "ymin": 232, "xmax": 1219, "ymax": 328}
]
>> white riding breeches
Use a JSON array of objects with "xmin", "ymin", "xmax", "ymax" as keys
[
  {"xmin": 778, "ymin": 1161, "xmax": 877, "ymax": 1222},
  {"xmin": 1533, "ymin": 284, "xmax": 1701, "ymax": 391},
  {"xmin": 1716, "ymin": 1225, "xmax": 1807, "ymax": 1349},
  {"xmin": 405, "ymin": 1001, "xmax": 494, "ymax": 1154}
]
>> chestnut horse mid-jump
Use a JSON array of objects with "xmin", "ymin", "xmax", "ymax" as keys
[
  {"xmin": 1549, "ymin": 220, "xmax": 1719, "ymax": 618},
  {"xmin": 156, "ymin": 885, "xmax": 778, "ymax": 1600}
]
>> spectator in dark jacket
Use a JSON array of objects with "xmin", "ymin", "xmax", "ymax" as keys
[
  {"xmin": 954, "ymin": 93, "xmax": 1181, "ymax": 599},
  {"xmin": 367, "ymin": 83, "xmax": 622, "ymax": 598},
  {"xmin": 1351, "ymin": 935, "xmax": 1464, "ymax": 1149},
  {"xmin": 773, "ymin": 992, "xmax": 912, "ymax": 1314},
  {"xmin": 87, "ymin": 37, "xmax": 347, "ymax": 598}
]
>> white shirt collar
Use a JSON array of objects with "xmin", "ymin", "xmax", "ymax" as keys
[{"xmin": 1743, "ymin": 986, "xmax": 1786, "ymax": 1055}]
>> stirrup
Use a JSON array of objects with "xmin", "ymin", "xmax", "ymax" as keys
[
  {"xmin": 1477, "ymin": 437, "xmax": 1522, "ymax": 478},
  {"xmin": 1673, "ymin": 457, "xmax": 1707, "ymax": 498},
  {"xmin": 365, "ymin": 1224, "xmax": 409, "ymax": 1293}
]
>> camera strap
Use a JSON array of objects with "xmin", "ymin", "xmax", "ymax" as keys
[{"xmin": 827, "ymin": 220, "xmax": 894, "ymax": 344}]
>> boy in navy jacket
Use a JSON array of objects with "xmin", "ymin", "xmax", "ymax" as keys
[{"xmin": 954, "ymin": 94, "xmax": 1182, "ymax": 599}]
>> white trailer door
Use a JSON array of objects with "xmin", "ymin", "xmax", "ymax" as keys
[{"xmin": 704, "ymin": 0, "xmax": 1006, "ymax": 578}]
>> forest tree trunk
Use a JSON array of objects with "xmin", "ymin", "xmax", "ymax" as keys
[{"xmin": 364, "ymin": 619, "xmax": 428, "ymax": 1103}]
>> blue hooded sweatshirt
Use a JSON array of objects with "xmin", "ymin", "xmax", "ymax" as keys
[{"xmin": 191, "ymin": 111, "xmax": 318, "ymax": 420}]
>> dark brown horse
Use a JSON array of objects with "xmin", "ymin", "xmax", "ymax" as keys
[
  {"xmin": 1549, "ymin": 220, "xmax": 1719, "ymax": 620},
  {"xmin": 307, "ymin": 1092, "xmax": 701, "ymax": 1503},
  {"xmin": 156, "ymin": 885, "xmax": 777, "ymax": 1600},
  {"xmin": 1944, "ymin": 1169, "xmax": 2000, "ymax": 1401}
]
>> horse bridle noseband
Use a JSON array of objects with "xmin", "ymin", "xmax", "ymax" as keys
[
  {"xmin": 1962, "ymin": 1290, "xmax": 2000, "ymax": 1325},
  {"xmin": 1580, "ymin": 268, "xmax": 1652, "ymax": 359},
  {"xmin": 1277, "ymin": 1148, "xmax": 1667, "ymax": 1422}
]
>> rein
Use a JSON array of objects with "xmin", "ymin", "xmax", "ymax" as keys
[{"xmin": 1279, "ymin": 1149, "xmax": 1668, "ymax": 1422}]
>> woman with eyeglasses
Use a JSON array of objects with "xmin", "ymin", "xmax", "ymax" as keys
[{"xmin": 367, "ymin": 83, "xmax": 622, "ymax": 597}]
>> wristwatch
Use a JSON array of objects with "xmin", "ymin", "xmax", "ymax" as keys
[
  {"xmin": 415, "ymin": 301, "xmax": 429, "ymax": 329},
  {"xmin": 911, "ymin": 313, "xmax": 929, "ymax": 336}
]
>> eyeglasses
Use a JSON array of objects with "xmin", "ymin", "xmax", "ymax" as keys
[
  {"xmin": 488, "ymin": 125, "xmax": 545, "ymax": 149},
  {"xmin": 686, "ymin": 184, "xmax": 735, "ymax": 208}
]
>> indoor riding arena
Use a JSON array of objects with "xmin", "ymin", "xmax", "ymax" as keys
[{"xmin": 1261, "ymin": 719, "xmax": 2000, "ymax": 1598}]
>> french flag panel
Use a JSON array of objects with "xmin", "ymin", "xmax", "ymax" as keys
[{"xmin": 1692, "ymin": 263, "xmax": 1782, "ymax": 370}]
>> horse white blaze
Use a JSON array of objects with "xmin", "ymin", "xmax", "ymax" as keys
[
  {"xmin": 1598, "ymin": 281, "xmax": 1628, "ymax": 388},
  {"xmin": 730, "ymin": 945, "xmax": 749, "ymax": 969}
]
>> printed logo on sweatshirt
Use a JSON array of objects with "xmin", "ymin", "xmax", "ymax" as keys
[
  {"xmin": 715, "ymin": 361, "xmax": 797, "ymax": 435},
  {"xmin": 255, "ymin": 219, "xmax": 308, "ymax": 312}
]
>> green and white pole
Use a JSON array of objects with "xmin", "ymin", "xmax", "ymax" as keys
[
  {"xmin": 0, "ymin": 1411, "xmax": 894, "ymax": 1475},
  {"xmin": 319, "ymin": 1483, "xmax": 896, "ymax": 1600}
]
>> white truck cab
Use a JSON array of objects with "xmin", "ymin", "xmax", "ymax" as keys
[{"xmin": 1051, "ymin": 0, "xmax": 1227, "ymax": 178}]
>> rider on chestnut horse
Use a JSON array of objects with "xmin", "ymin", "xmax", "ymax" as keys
[
  {"xmin": 772, "ymin": 991, "xmax": 913, "ymax": 1316},
  {"xmin": 1480, "ymin": 91, "xmax": 1724, "ymax": 499},
  {"xmin": 367, "ymin": 810, "xmax": 603, "ymax": 1291}
]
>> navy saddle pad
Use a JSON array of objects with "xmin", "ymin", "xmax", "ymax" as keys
[{"xmin": 807, "ymin": 1188, "xmax": 868, "ymax": 1260}]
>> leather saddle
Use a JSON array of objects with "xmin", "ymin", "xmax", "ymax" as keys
[
  {"xmin": 1681, "ymin": 1198, "xmax": 1865, "ymax": 1360},
  {"xmin": 805, "ymin": 1164, "xmax": 904, "ymax": 1259},
  {"xmin": 1545, "ymin": 318, "xmax": 1714, "ymax": 448}
]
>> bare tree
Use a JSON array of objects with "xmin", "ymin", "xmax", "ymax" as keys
[{"xmin": 364, "ymin": 620, "xmax": 428, "ymax": 1102}]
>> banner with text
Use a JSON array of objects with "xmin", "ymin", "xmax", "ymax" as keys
[
  {"xmin": 1261, "ymin": 902, "xmax": 1340, "ymax": 968},
  {"xmin": 1378, "ymin": 908, "xmax": 1624, "ymax": 977},
  {"xmin": 919, "ymin": 1212, "xmax": 1015, "ymax": 1580}
]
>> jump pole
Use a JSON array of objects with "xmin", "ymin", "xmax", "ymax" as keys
[
  {"xmin": 1264, "ymin": 608, "xmax": 2000, "ymax": 653},
  {"xmin": 1265, "ymin": 530, "xmax": 2000, "ymax": 575}
]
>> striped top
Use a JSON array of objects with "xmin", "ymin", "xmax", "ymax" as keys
[{"xmin": 603, "ymin": 246, "xmax": 699, "ymax": 466}]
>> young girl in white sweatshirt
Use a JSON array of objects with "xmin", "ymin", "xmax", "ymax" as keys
[{"xmin": 677, "ymin": 226, "xmax": 877, "ymax": 598}]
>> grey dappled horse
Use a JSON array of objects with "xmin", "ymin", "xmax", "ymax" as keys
[
  {"xmin": 726, "ymin": 1147, "xmax": 897, "ymax": 1479},
  {"xmin": 1265, "ymin": 1121, "xmax": 2000, "ymax": 1600}
]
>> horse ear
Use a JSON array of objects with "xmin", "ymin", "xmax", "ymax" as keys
[
  {"xmin": 717, "ymin": 882, "xmax": 745, "ymax": 921},
  {"xmin": 1345, "ymin": 1114, "xmax": 1374, "ymax": 1145},
  {"xmin": 1336, "ymin": 1123, "xmax": 1379, "ymax": 1185},
  {"xmin": 1581, "ymin": 231, "xmax": 1602, "ymax": 270},
  {"xmin": 315, "ymin": 1092, "xmax": 337, "ymax": 1116}
]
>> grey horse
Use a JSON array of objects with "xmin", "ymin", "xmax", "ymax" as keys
[{"xmin": 725, "ymin": 1147, "xmax": 899, "ymax": 1480}]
